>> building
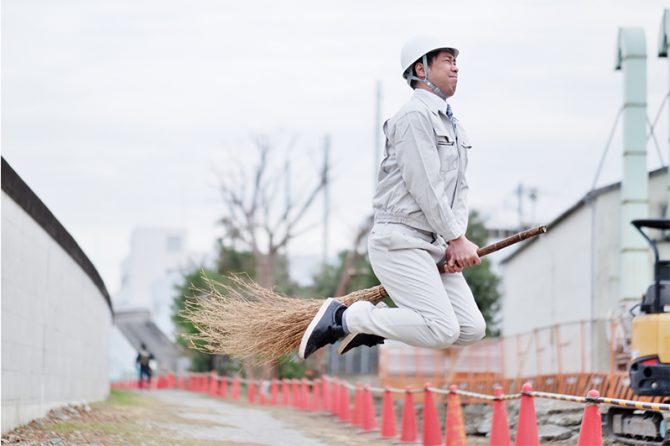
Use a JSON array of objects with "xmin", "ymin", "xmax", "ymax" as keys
[
  {"xmin": 500, "ymin": 168, "xmax": 667, "ymax": 377},
  {"xmin": 109, "ymin": 228, "xmax": 195, "ymax": 380}
]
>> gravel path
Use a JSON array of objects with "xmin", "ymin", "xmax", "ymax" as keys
[
  {"xmin": 151, "ymin": 390, "xmax": 331, "ymax": 445},
  {"xmin": 2, "ymin": 389, "xmax": 489, "ymax": 445}
]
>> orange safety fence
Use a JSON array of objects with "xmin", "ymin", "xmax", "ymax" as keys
[{"xmin": 111, "ymin": 373, "xmax": 670, "ymax": 446}]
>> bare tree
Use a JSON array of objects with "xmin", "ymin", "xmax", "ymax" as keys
[
  {"xmin": 334, "ymin": 216, "xmax": 373, "ymax": 297},
  {"xmin": 219, "ymin": 135, "xmax": 328, "ymax": 288}
]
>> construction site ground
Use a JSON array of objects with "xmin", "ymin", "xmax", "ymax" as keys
[{"xmin": 1, "ymin": 389, "xmax": 608, "ymax": 445}]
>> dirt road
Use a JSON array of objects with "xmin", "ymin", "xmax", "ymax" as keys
[{"xmin": 0, "ymin": 389, "xmax": 489, "ymax": 445}]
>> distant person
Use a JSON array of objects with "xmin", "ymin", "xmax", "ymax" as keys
[
  {"xmin": 299, "ymin": 35, "xmax": 485, "ymax": 359},
  {"xmin": 136, "ymin": 343, "xmax": 154, "ymax": 389}
]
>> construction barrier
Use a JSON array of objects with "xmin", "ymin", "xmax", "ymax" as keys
[{"xmin": 112, "ymin": 372, "xmax": 670, "ymax": 445}]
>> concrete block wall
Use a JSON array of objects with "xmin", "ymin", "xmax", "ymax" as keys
[{"xmin": 1, "ymin": 193, "xmax": 112, "ymax": 433}]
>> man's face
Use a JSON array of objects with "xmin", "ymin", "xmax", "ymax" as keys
[{"xmin": 417, "ymin": 50, "xmax": 459, "ymax": 98}]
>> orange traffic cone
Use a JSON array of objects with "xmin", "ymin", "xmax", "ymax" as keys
[
  {"xmin": 577, "ymin": 390, "xmax": 602, "ymax": 446},
  {"xmin": 380, "ymin": 388, "xmax": 398, "ymax": 439},
  {"xmin": 330, "ymin": 380, "xmax": 339, "ymax": 416},
  {"xmin": 445, "ymin": 385, "xmax": 467, "ymax": 446},
  {"xmin": 352, "ymin": 384, "xmax": 364, "ymax": 427},
  {"xmin": 282, "ymin": 379, "xmax": 290, "ymax": 406},
  {"xmin": 247, "ymin": 379, "xmax": 257, "ymax": 404},
  {"xmin": 400, "ymin": 387, "xmax": 418, "ymax": 443},
  {"xmin": 489, "ymin": 385, "xmax": 511, "ymax": 446},
  {"xmin": 209, "ymin": 374, "xmax": 218, "ymax": 396},
  {"xmin": 291, "ymin": 379, "xmax": 300, "ymax": 408},
  {"xmin": 310, "ymin": 379, "xmax": 321, "ymax": 412},
  {"xmin": 269, "ymin": 379, "xmax": 278, "ymax": 405},
  {"xmin": 231, "ymin": 376, "xmax": 241, "ymax": 400},
  {"xmin": 322, "ymin": 378, "xmax": 331, "ymax": 413},
  {"xmin": 219, "ymin": 376, "xmax": 228, "ymax": 399},
  {"xmin": 339, "ymin": 383, "xmax": 352, "ymax": 422},
  {"xmin": 515, "ymin": 383, "xmax": 539, "ymax": 446},
  {"xmin": 422, "ymin": 384, "xmax": 442, "ymax": 445},
  {"xmin": 362, "ymin": 385, "xmax": 378, "ymax": 432}
]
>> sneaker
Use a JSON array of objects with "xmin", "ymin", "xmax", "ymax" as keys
[
  {"xmin": 337, "ymin": 333, "xmax": 385, "ymax": 355},
  {"xmin": 298, "ymin": 298, "xmax": 347, "ymax": 360}
]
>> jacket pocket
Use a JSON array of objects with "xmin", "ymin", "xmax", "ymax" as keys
[{"xmin": 435, "ymin": 130, "xmax": 458, "ymax": 173}]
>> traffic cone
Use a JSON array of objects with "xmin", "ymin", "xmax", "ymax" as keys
[
  {"xmin": 400, "ymin": 387, "xmax": 418, "ymax": 443},
  {"xmin": 282, "ymin": 379, "xmax": 290, "ymax": 406},
  {"xmin": 339, "ymin": 383, "xmax": 352, "ymax": 422},
  {"xmin": 577, "ymin": 390, "xmax": 602, "ymax": 446},
  {"xmin": 209, "ymin": 375, "xmax": 218, "ymax": 396},
  {"xmin": 362, "ymin": 385, "xmax": 378, "ymax": 432},
  {"xmin": 352, "ymin": 384, "xmax": 364, "ymax": 427},
  {"xmin": 445, "ymin": 385, "xmax": 467, "ymax": 446},
  {"xmin": 422, "ymin": 384, "xmax": 442, "ymax": 446},
  {"xmin": 380, "ymin": 388, "xmax": 398, "ymax": 439},
  {"xmin": 301, "ymin": 379, "xmax": 310, "ymax": 410},
  {"xmin": 489, "ymin": 385, "xmax": 511, "ymax": 446},
  {"xmin": 310, "ymin": 379, "xmax": 321, "ymax": 412},
  {"xmin": 330, "ymin": 380, "xmax": 339, "ymax": 416},
  {"xmin": 247, "ymin": 380, "xmax": 257, "ymax": 404},
  {"xmin": 219, "ymin": 376, "xmax": 228, "ymax": 399},
  {"xmin": 231, "ymin": 377, "xmax": 241, "ymax": 400},
  {"xmin": 515, "ymin": 383, "xmax": 539, "ymax": 446},
  {"xmin": 259, "ymin": 382, "xmax": 267, "ymax": 406},
  {"xmin": 292, "ymin": 379, "xmax": 300, "ymax": 408},
  {"xmin": 323, "ymin": 378, "xmax": 331, "ymax": 413},
  {"xmin": 270, "ymin": 379, "xmax": 278, "ymax": 405}
]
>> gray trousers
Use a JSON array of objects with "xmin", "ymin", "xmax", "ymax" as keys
[{"xmin": 344, "ymin": 222, "xmax": 486, "ymax": 348}]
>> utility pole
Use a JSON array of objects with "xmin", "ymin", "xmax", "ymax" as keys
[
  {"xmin": 515, "ymin": 183, "xmax": 525, "ymax": 229},
  {"xmin": 373, "ymin": 81, "xmax": 382, "ymax": 193},
  {"xmin": 323, "ymin": 134, "xmax": 331, "ymax": 267}
]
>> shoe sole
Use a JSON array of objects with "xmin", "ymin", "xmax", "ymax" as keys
[
  {"xmin": 298, "ymin": 297, "xmax": 334, "ymax": 360},
  {"xmin": 336, "ymin": 332, "xmax": 357, "ymax": 355}
]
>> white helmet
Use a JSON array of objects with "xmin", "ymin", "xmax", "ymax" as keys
[{"xmin": 400, "ymin": 35, "xmax": 459, "ymax": 98}]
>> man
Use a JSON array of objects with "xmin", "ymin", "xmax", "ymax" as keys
[
  {"xmin": 299, "ymin": 35, "xmax": 486, "ymax": 360},
  {"xmin": 136, "ymin": 342, "xmax": 154, "ymax": 389}
]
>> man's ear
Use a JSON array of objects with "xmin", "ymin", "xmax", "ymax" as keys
[{"xmin": 414, "ymin": 61, "xmax": 425, "ymax": 79}]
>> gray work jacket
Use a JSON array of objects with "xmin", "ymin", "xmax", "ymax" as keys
[{"xmin": 372, "ymin": 89, "xmax": 471, "ymax": 241}]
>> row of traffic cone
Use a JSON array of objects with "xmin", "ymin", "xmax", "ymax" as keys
[
  {"xmin": 487, "ymin": 383, "xmax": 602, "ymax": 446},
  {"xmin": 117, "ymin": 374, "xmax": 604, "ymax": 446}
]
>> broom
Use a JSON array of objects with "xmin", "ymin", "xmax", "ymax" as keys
[{"xmin": 182, "ymin": 225, "xmax": 546, "ymax": 364}]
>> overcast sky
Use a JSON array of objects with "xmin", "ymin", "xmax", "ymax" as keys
[{"xmin": 3, "ymin": 0, "xmax": 669, "ymax": 294}]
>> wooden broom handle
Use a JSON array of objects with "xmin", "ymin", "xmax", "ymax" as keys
[
  {"xmin": 476, "ymin": 225, "xmax": 547, "ymax": 257},
  {"xmin": 437, "ymin": 225, "xmax": 547, "ymax": 273}
]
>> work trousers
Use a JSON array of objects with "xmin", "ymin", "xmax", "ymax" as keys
[{"xmin": 345, "ymin": 222, "xmax": 486, "ymax": 348}]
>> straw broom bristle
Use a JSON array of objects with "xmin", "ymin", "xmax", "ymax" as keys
[{"xmin": 181, "ymin": 274, "xmax": 388, "ymax": 364}]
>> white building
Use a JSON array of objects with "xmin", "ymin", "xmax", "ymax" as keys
[
  {"xmin": 109, "ymin": 228, "xmax": 195, "ymax": 379},
  {"xmin": 500, "ymin": 168, "xmax": 667, "ymax": 377}
]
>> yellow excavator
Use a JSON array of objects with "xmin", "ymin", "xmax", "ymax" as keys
[{"xmin": 607, "ymin": 219, "xmax": 670, "ymax": 444}]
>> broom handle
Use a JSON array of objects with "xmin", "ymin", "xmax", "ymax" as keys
[
  {"xmin": 342, "ymin": 225, "xmax": 547, "ymax": 306},
  {"xmin": 435, "ymin": 225, "xmax": 547, "ymax": 274},
  {"xmin": 475, "ymin": 225, "xmax": 547, "ymax": 257}
]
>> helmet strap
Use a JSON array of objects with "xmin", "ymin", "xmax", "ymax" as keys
[{"xmin": 405, "ymin": 54, "xmax": 448, "ymax": 100}]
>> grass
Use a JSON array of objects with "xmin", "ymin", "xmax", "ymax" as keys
[{"xmin": 11, "ymin": 389, "xmax": 263, "ymax": 445}]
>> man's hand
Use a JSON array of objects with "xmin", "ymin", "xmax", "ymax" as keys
[{"xmin": 446, "ymin": 235, "xmax": 481, "ymax": 271}]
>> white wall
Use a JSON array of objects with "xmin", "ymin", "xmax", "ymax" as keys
[{"xmin": 1, "ymin": 194, "xmax": 112, "ymax": 433}]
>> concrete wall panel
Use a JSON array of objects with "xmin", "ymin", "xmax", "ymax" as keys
[{"xmin": 2, "ymin": 188, "xmax": 112, "ymax": 433}]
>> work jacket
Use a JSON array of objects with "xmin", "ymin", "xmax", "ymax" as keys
[{"xmin": 372, "ymin": 89, "xmax": 471, "ymax": 242}]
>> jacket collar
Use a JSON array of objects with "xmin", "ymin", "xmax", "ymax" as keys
[{"xmin": 414, "ymin": 89, "xmax": 450, "ymax": 117}]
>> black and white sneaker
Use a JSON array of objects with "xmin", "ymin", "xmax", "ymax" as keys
[
  {"xmin": 337, "ymin": 333, "xmax": 385, "ymax": 355},
  {"xmin": 298, "ymin": 298, "xmax": 347, "ymax": 360}
]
